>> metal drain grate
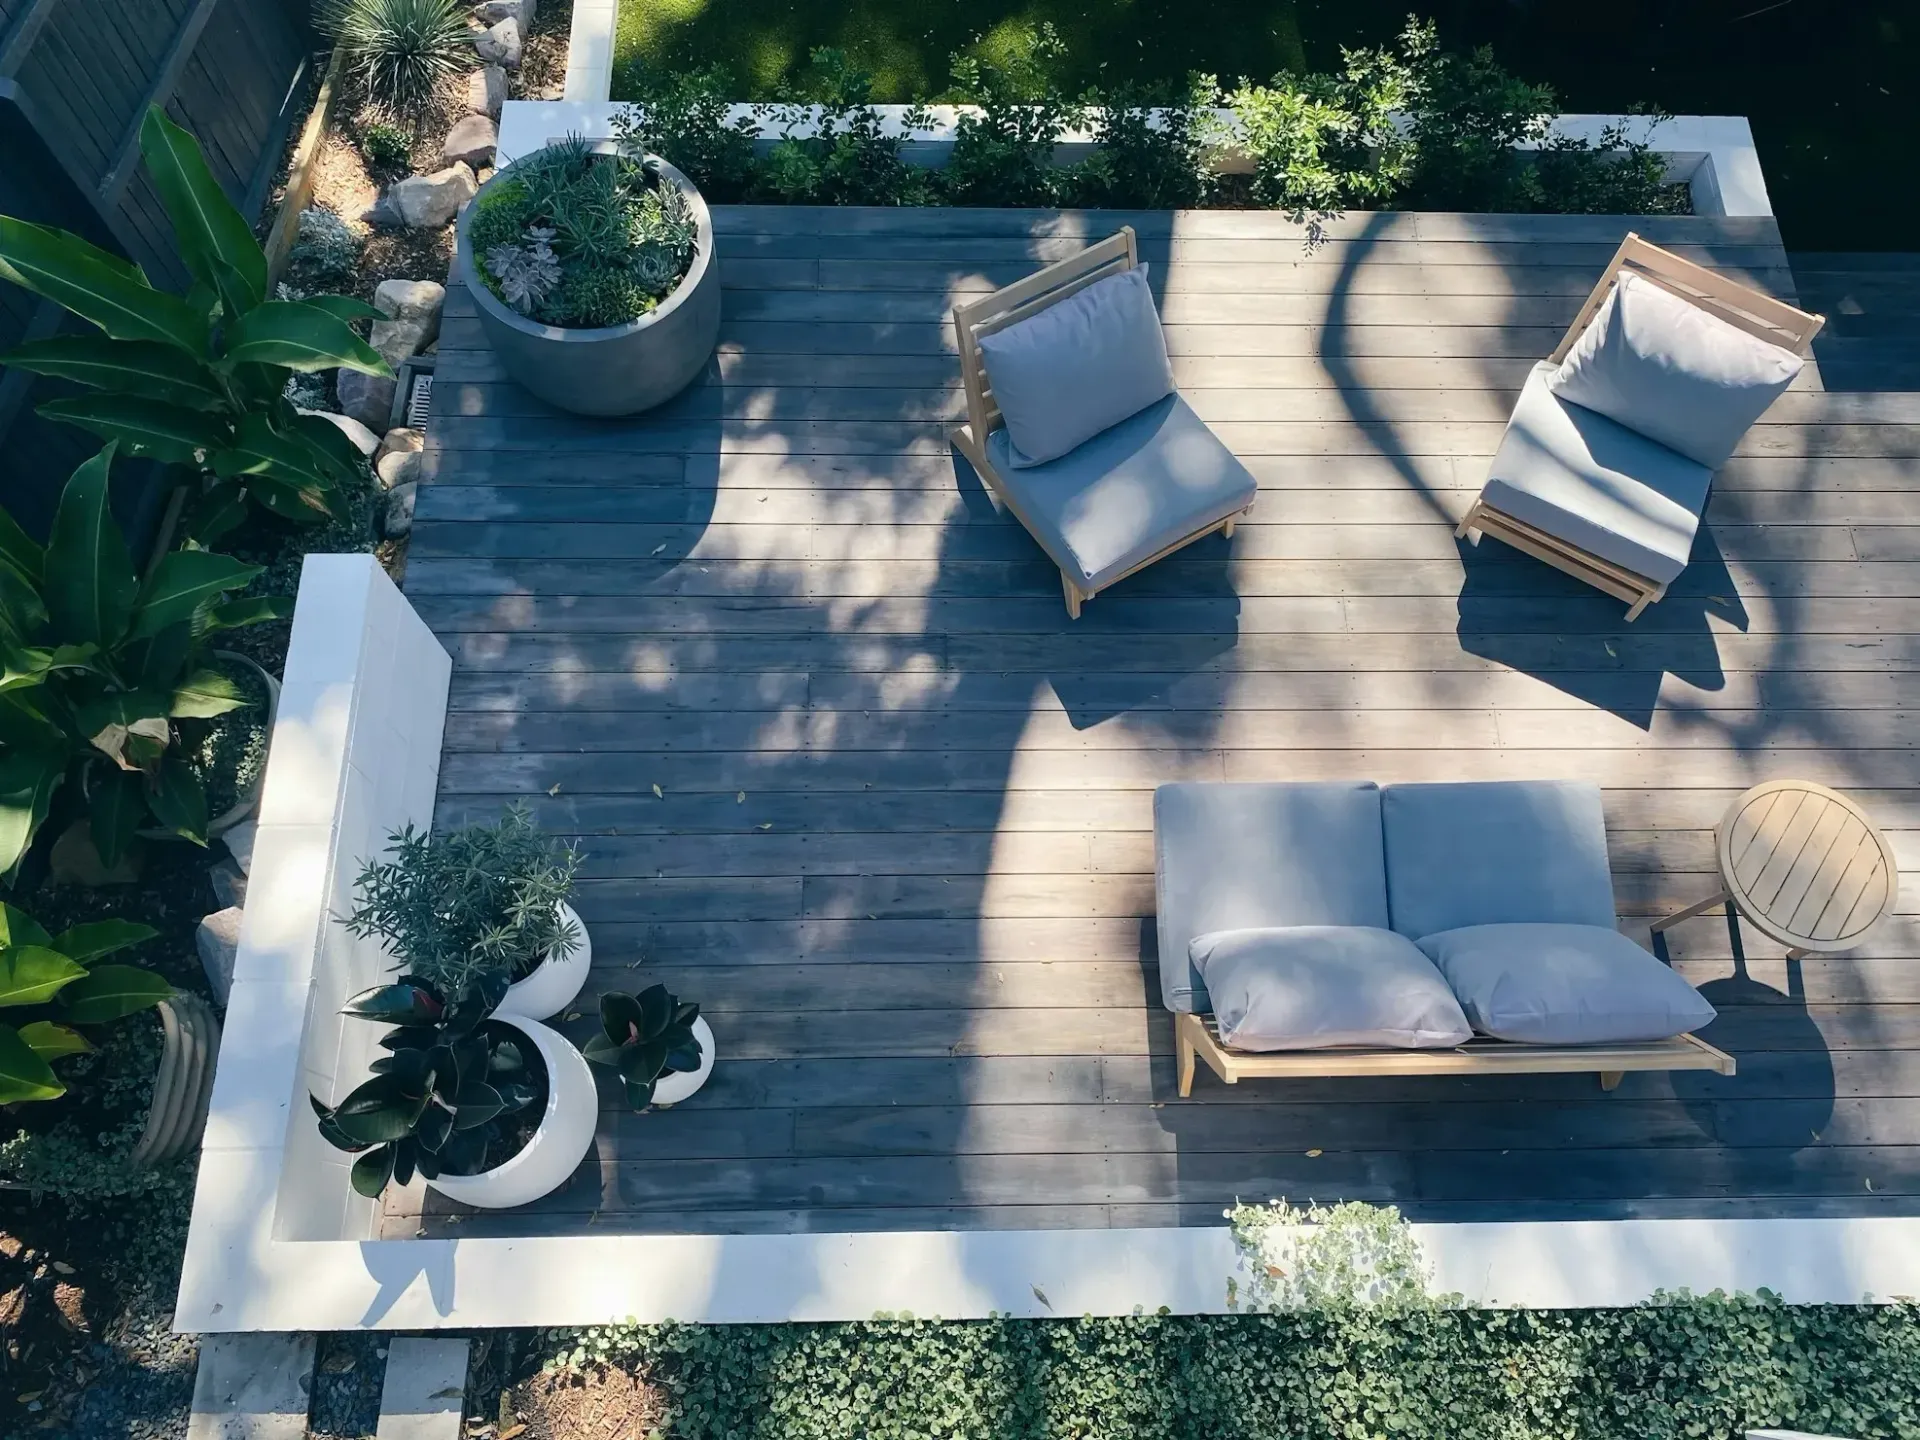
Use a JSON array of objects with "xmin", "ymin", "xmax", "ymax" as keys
[{"xmin": 406, "ymin": 372, "xmax": 433, "ymax": 429}]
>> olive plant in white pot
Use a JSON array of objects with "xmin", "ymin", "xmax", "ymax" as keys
[{"xmin": 343, "ymin": 805, "xmax": 588, "ymax": 1021}]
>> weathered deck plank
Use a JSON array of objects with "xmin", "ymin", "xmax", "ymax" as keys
[{"xmin": 393, "ymin": 209, "xmax": 1920, "ymax": 1238}]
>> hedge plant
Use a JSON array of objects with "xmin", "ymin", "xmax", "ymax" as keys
[
  {"xmin": 612, "ymin": 18, "xmax": 1687, "ymax": 223},
  {"xmin": 536, "ymin": 1204, "xmax": 1919, "ymax": 1440}
]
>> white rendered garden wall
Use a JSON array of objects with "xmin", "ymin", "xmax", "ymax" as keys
[
  {"xmin": 504, "ymin": 96, "xmax": 1776, "ymax": 219},
  {"xmin": 170, "ymin": 559, "xmax": 1920, "ymax": 1333}
]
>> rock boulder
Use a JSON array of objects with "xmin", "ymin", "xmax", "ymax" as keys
[
  {"xmin": 196, "ymin": 908, "xmax": 244, "ymax": 1005},
  {"xmin": 382, "ymin": 163, "xmax": 477, "ymax": 229},
  {"xmin": 474, "ymin": 0, "xmax": 534, "ymax": 25},
  {"xmin": 474, "ymin": 17, "xmax": 522, "ymax": 68},
  {"xmin": 467, "ymin": 64, "xmax": 508, "ymax": 118},
  {"xmin": 335, "ymin": 369, "xmax": 397, "ymax": 433},
  {"xmin": 441, "ymin": 113, "xmax": 498, "ymax": 168}
]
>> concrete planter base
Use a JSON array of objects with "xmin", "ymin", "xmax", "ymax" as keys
[{"xmin": 456, "ymin": 150, "xmax": 720, "ymax": 416}]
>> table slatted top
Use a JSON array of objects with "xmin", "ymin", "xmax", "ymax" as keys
[{"xmin": 1718, "ymin": 781, "xmax": 1897, "ymax": 950}]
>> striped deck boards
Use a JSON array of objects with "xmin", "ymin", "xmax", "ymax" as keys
[{"xmin": 389, "ymin": 208, "xmax": 1920, "ymax": 1238}]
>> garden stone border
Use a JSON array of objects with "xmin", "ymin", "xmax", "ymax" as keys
[{"xmin": 498, "ymin": 101, "xmax": 1776, "ymax": 219}]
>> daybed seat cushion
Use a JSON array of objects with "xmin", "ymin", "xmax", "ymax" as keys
[
  {"xmin": 1382, "ymin": 779, "xmax": 1618, "ymax": 940},
  {"xmin": 1154, "ymin": 781, "xmax": 1388, "ymax": 1014},
  {"xmin": 976, "ymin": 265, "xmax": 1175, "ymax": 467},
  {"xmin": 1481, "ymin": 362, "xmax": 1713, "ymax": 585},
  {"xmin": 1191, "ymin": 925, "xmax": 1473, "ymax": 1051},
  {"xmin": 1547, "ymin": 269, "xmax": 1804, "ymax": 470},
  {"xmin": 985, "ymin": 394, "xmax": 1258, "ymax": 591},
  {"xmin": 1418, "ymin": 922, "xmax": 1718, "ymax": 1044}
]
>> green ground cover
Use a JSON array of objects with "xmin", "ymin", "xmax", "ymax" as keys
[{"xmin": 612, "ymin": 0, "xmax": 1916, "ymax": 249}]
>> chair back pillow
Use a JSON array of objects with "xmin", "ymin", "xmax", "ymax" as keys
[
  {"xmin": 1190, "ymin": 925, "xmax": 1472, "ymax": 1051},
  {"xmin": 976, "ymin": 265, "xmax": 1175, "ymax": 468},
  {"xmin": 1546, "ymin": 269, "xmax": 1802, "ymax": 470},
  {"xmin": 1382, "ymin": 780, "xmax": 1617, "ymax": 940},
  {"xmin": 1417, "ymin": 923, "xmax": 1717, "ymax": 1044}
]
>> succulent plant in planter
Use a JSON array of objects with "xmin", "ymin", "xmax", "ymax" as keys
[
  {"xmin": 342, "ymin": 805, "xmax": 585, "ymax": 1018},
  {"xmin": 310, "ymin": 972, "xmax": 542, "ymax": 1197},
  {"xmin": 455, "ymin": 137, "xmax": 721, "ymax": 416},
  {"xmin": 584, "ymin": 984, "xmax": 712, "ymax": 1109}
]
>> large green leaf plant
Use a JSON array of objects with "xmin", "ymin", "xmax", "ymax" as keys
[
  {"xmin": 0, "ymin": 904, "xmax": 170, "ymax": 1103},
  {"xmin": 0, "ymin": 444, "xmax": 289, "ymax": 879},
  {"xmin": 0, "ymin": 107, "xmax": 391, "ymax": 542}
]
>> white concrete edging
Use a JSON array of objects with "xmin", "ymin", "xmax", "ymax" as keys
[
  {"xmin": 176, "ymin": 566, "xmax": 1920, "ymax": 1336},
  {"xmin": 497, "ymin": 102, "xmax": 1773, "ymax": 218},
  {"xmin": 562, "ymin": 0, "xmax": 617, "ymax": 103}
]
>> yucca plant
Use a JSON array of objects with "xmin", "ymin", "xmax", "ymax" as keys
[
  {"xmin": 320, "ymin": 0, "xmax": 474, "ymax": 118},
  {"xmin": 583, "ymin": 984, "xmax": 703, "ymax": 1109},
  {"xmin": 0, "ymin": 108, "xmax": 389, "ymax": 543},
  {"xmin": 0, "ymin": 445, "xmax": 288, "ymax": 880},
  {"xmin": 310, "ymin": 972, "xmax": 543, "ymax": 1197},
  {"xmin": 0, "ymin": 903, "xmax": 171, "ymax": 1103}
]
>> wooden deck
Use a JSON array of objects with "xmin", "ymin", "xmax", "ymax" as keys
[{"xmin": 391, "ymin": 207, "xmax": 1920, "ymax": 1238}]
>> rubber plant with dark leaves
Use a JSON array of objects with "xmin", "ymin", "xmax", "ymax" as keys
[
  {"xmin": 0, "ymin": 903, "xmax": 170, "ymax": 1103},
  {"xmin": 584, "ymin": 984, "xmax": 702, "ymax": 1108},
  {"xmin": 310, "ymin": 973, "xmax": 544, "ymax": 1198},
  {"xmin": 0, "ymin": 444, "xmax": 288, "ymax": 880},
  {"xmin": 0, "ymin": 106, "xmax": 389, "ymax": 544}
]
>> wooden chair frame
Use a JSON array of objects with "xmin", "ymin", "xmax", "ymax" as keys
[
  {"xmin": 950, "ymin": 226, "xmax": 1253, "ymax": 619},
  {"xmin": 1457, "ymin": 232, "xmax": 1826, "ymax": 622},
  {"xmin": 1174, "ymin": 1011, "xmax": 1735, "ymax": 1098}
]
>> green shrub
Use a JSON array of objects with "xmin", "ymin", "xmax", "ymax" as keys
[
  {"xmin": 538, "ymin": 1298, "xmax": 1920, "ymax": 1440},
  {"xmin": 941, "ymin": 24, "xmax": 1083, "ymax": 208},
  {"xmin": 321, "ymin": 0, "xmax": 472, "ymax": 117},
  {"xmin": 285, "ymin": 205, "xmax": 362, "ymax": 289},
  {"xmin": 759, "ymin": 49, "xmax": 935, "ymax": 206},
  {"xmin": 1225, "ymin": 32, "xmax": 1416, "ymax": 234},
  {"xmin": 1069, "ymin": 76, "xmax": 1216, "ymax": 210},
  {"xmin": 613, "ymin": 64, "xmax": 759, "ymax": 203},
  {"xmin": 360, "ymin": 119, "xmax": 412, "ymax": 174}
]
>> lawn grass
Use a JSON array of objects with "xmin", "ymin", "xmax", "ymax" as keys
[
  {"xmin": 610, "ymin": 0, "xmax": 1916, "ymax": 250},
  {"xmin": 614, "ymin": 0, "xmax": 1309, "ymax": 103}
]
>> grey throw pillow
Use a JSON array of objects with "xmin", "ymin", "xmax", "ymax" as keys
[
  {"xmin": 1417, "ymin": 922, "xmax": 1717, "ymax": 1044},
  {"xmin": 976, "ymin": 264, "xmax": 1175, "ymax": 468},
  {"xmin": 1189, "ymin": 926, "xmax": 1472, "ymax": 1051},
  {"xmin": 1546, "ymin": 270, "xmax": 1802, "ymax": 470}
]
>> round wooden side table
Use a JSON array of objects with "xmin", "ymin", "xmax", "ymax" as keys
[{"xmin": 1652, "ymin": 780, "xmax": 1898, "ymax": 958}]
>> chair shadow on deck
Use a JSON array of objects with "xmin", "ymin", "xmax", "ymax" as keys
[
  {"xmin": 1655, "ymin": 915, "xmax": 1844, "ymax": 1212},
  {"xmin": 1454, "ymin": 522, "xmax": 1745, "ymax": 730}
]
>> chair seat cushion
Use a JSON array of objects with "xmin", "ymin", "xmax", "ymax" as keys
[
  {"xmin": 1382, "ymin": 780, "xmax": 1618, "ymax": 940},
  {"xmin": 976, "ymin": 265, "xmax": 1175, "ymax": 467},
  {"xmin": 1417, "ymin": 922, "xmax": 1718, "ymax": 1044},
  {"xmin": 985, "ymin": 394, "xmax": 1256, "ymax": 591},
  {"xmin": 1192, "ymin": 926, "xmax": 1473, "ymax": 1051},
  {"xmin": 1482, "ymin": 362, "xmax": 1712, "ymax": 584},
  {"xmin": 1548, "ymin": 269, "xmax": 1803, "ymax": 470},
  {"xmin": 1155, "ymin": 782, "xmax": 1388, "ymax": 1014}
]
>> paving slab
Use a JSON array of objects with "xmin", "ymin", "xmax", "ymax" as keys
[
  {"xmin": 186, "ymin": 1332, "xmax": 315, "ymax": 1439},
  {"xmin": 375, "ymin": 1336, "xmax": 470, "ymax": 1439}
]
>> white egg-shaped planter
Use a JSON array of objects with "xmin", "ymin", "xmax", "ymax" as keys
[
  {"xmin": 495, "ymin": 902, "xmax": 591, "ymax": 1021},
  {"xmin": 423, "ymin": 1014, "xmax": 596, "ymax": 1210},
  {"xmin": 651, "ymin": 1016, "xmax": 716, "ymax": 1106}
]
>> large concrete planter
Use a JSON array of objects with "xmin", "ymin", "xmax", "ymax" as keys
[{"xmin": 456, "ymin": 149, "xmax": 720, "ymax": 416}]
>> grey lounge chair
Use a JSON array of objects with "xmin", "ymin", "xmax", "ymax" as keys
[
  {"xmin": 1456, "ymin": 234, "xmax": 1824, "ymax": 620},
  {"xmin": 950, "ymin": 228, "xmax": 1257, "ymax": 618}
]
